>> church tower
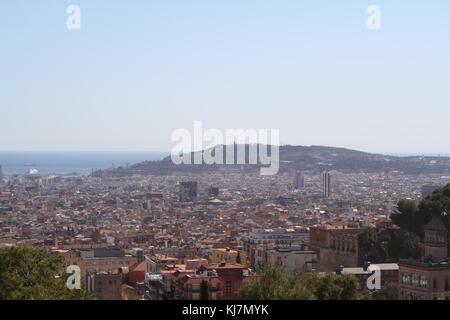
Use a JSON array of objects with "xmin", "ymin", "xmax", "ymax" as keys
[{"xmin": 424, "ymin": 213, "xmax": 448, "ymax": 262}]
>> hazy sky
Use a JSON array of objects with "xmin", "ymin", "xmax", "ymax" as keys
[{"xmin": 1, "ymin": 1, "xmax": 449, "ymax": 153}]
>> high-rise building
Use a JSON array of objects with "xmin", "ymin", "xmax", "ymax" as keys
[
  {"xmin": 323, "ymin": 171, "xmax": 331, "ymax": 198},
  {"xmin": 293, "ymin": 172, "xmax": 305, "ymax": 189},
  {"xmin": 179, "ymin": 181, "xmax": 198, "ymax": 203}
]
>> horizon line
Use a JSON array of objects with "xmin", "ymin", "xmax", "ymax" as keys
[{"xmin": 0, "ymin": 148, "xmax": 450, "ymax": 156}]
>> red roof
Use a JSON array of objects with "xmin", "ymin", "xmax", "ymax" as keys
[{"xmin": 129, "ymin": 260, "xmax": 146, "ymax": 273}]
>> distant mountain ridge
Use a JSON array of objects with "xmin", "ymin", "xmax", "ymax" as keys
[{"xmin": 93, "ymin": 145, "xmax": 450, "ymax": 177}]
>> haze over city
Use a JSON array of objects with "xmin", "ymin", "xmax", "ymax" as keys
[{"xmin": 2, "ymin": 1, "xmax": 450, "ymax": 153}]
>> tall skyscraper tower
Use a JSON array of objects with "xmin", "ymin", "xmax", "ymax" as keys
[
  {"xmin": 179, "ymin": 181, "xmax": 198, "ymax": 203},
  {"xmin": 293, "ymin": 172, "xmax": 305, "ymax": 189},
  {"xmin": 323, "ymin": 172, "xmax": 331, "ymax": 198}
]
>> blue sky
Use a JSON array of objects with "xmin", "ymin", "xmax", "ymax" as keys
[{"xmin": 1, "ymin": 1, "xmax": 449, "ymax": 152}]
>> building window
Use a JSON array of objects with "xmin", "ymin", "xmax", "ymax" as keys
[
  {"xmin": 225, "ymin": 281, "xmax": 232, "ymax": 299},
  {"xmin": 433, "ymin": 280, "xmax": 437, "ymax": 289},
  {"xmin": 412, "ymin": 274, "xmax": 419, "ymax": 286},
  {"xmin": 419, "ymin": 276, "xmax": 427, "ymax": 288}
]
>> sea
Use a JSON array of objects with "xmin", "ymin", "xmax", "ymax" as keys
[
  {"xmin": 0, "ymin": 151, "xmax": 169, "ymax": 175},
  {"xmin": 1, "ymin": 151, "xmax": 449, "ymax": 176}
]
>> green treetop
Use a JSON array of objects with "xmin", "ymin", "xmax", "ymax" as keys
[{"xmin": 0, "ymin": 246, "xmax": 96, "ymax": 300}]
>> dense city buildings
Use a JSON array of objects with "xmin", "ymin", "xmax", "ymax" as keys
[
  {"xmin": 209, "ymin": 247, "xmax": 240, "ymax": 265},
  {"xmin": 1, "ymin": 165, "xmax": 450, "ymax": 300}
]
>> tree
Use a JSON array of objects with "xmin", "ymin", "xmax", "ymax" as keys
[
  {"xmin": 200, "ymin": 280, "xmax": 209, "ymax": 300},
  {"xmin": 358, "ymin": 184, "xmax": 450, "ymax": 263},
  {"xmin": 0, "ymin": 246, "xmax": 96, "ymax": 300},
  {"xmin": 240, "ymin": 264, "xmax": 291, "ymax": 300},
  {"xmin": 373, "ymin": 281, "xmax": 398, "ymax": 300},
  {"xmin": 392, "ymin": 185, "xmax": 450, "ymax": 235},
  {"xmin": 390, "ymin": 183, "xmax": 450, "ymax": 256},
  {"xmin": 386, "ymin": 229, "xmax": 423, "ymax": 260},
  {"xmin": 358, "ymin": 227, "xmax": 387, "ymax": 262},
  {"xmin": 163, "ymin": 282, "xmax": 180, "ymax": 300},
  {"xmin": 236, "ymin": 251, "xmax": 242, "ymax": 264},
  {"xmin": 358, "ymin": 228, "xmax": 424, "ymax": 263},
  {"xmin": 298, "ymin": 272, "xmax": 366, "ymax": 300},
  {"xmin": 240, "ymin": 264, "xmax": 365, "ymax": 300},
  {"xmin": 391, "ymin": 200, "xmax": 420, "ymax": 234}
]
